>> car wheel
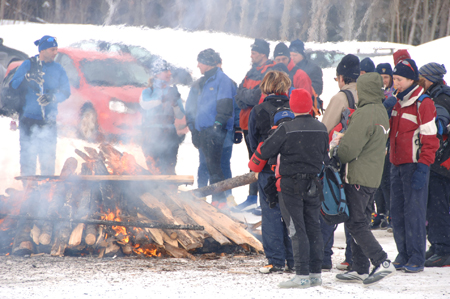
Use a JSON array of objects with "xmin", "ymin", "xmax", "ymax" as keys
[{"xmin": 79, "ymin": 107, "xmax": 99, "ymax": 141}]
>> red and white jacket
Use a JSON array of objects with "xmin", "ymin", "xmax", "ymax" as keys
[{"xmin": 389, "ymin": 85, "xmax": 439, "ymax": 166}]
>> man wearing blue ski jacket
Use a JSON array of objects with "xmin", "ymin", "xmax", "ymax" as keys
[{"xmin": 11, "ymin": 35, "xmax": 70, "ymax": 176}]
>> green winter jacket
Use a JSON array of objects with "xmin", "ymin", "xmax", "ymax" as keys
[{"xmin": 337, "ymin": 72, "xmax": 390, "ymax": 188}]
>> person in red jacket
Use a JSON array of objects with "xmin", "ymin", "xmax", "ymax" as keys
[
  {"xmin": 235, "ymin": 39, "xmax": 276, "ymax": 211},
  {"xmin": 389, "ymin": 59, "xmax": 439, "ymax": 273}
]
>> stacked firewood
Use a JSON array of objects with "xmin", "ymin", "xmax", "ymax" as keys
[{"xmin": 0, "ymin": 144, "xmax": 263, "ymax": 259}]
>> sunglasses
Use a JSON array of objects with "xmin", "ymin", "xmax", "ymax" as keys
[{"xmin": 401, "ymin": 60, "xmax": 415, "ymax": 73}]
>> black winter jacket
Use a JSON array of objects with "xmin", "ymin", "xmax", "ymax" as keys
[
  {"xmin": 296, "ymin": 59, "xmax": 323, "ymax": 96},
  {"xmin": 259, "ymin": 114, "xmax": 328, "ymax": 193}
]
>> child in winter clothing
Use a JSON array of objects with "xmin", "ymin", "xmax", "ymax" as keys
[
  {"xmin": 389, "ymin": 59, "xmax": 440, "ymax": 272},
  {"xmin": 258, "ymin": 88, "xmax": 328, "ymax": 288},
  {"xmin": 248, "ymin": 70, "xmax": 295, "ymax": 274},
  {"xmin": 140, "ymin": 59, "xmax": 185, "ymax": 175}
]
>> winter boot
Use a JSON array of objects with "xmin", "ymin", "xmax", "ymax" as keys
[
  {"xmin": 259, "ymin": 264, "xmax": 284, "ymax": 274},
  {"xmin": 363, "ymin": 260, "xmax": 396, "ymax": 285},
  {"xmin": 235, "ymin": 195, "xmax": 257, "ymax": 211},
  {"xmin": 278, "ymin": 275, "xmax": 311, "ymax": 289}
]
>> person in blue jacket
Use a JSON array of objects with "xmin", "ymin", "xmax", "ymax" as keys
[
  {"xmin": 10, "ymin": 35, "xmax": 70, "ymax": 176},
  {"xmin": 186, "ymin": 48, "xmax": 236, "ymax": 209},
  {"xmin": 196, "ymin": 54, "xmax": 241, "ymax": 205},
  {"xmin": 139, "ymin": 59, "xmax": 185, "ymax": 175}
]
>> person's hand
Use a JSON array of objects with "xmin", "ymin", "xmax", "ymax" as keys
[
  {"xmin": 411, "ymin": 163, "xmax": 429, "ymax": 190},
  {"xmin": 234, "ymin": 127, "xmax": 243, "ymax": 144},
  {"xmin": 37, "ymin": 94, "xmax": 55, "ymax": 106}
]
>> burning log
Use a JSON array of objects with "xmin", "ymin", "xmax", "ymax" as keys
[
  {"xmin": 38, "ymin": 157, "xmax": 78, "ymax": 247},
  {"xmin": 85, "ymin": 224, "xmax": 97, "ymax": 246},
  {"xmin": 191, "ymin": 172, "xmax": 258, "ymax": 197}
]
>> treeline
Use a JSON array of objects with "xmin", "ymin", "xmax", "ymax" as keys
[{"xmin": 1, "ymin": 0, "xmax": 449, "ymax": 45}]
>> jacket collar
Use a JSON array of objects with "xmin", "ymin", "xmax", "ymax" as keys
[{"xmin": 399, "ymin": 85, "xmax": 424, "ymax": 108}]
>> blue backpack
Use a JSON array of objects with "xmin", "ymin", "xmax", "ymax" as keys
[{"xmin": 319, "ymin": 165, "xmax": 349, "ymax": 225}]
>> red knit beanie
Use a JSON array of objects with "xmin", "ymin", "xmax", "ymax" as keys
[
  {"xmin": 393, "ymin": 49, "xmax": 411, "ymax": 66},
  {"xmin": 289, "ymin": 88, "xmax": 312, "ymax": 113}
]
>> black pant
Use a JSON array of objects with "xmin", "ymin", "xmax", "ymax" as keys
[
  {"xmin": 345, "ymin": 184, "xmax": 387, "ymax": 274},
  {"xmin": 279, "ymin": 179, "xmax": 323, "ymax": 275},
  {"xmin": 374, "ymin": 154, "xmax": 391, "ymax": 215},
  {"xmin": 142, "ymin": 126, "xmax": 179, "ymax": 175},
  {"xmin": 199, "ymin": 127, "xmax": 227, "ymax": 203},
  {"xmin": 243, "ymin": 130, "xmax": 258, "ymax": 196}
]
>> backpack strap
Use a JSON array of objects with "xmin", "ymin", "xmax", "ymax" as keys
[{"xmin": 340, "ymin": 89, "xmax": 356, "ymax": 110}]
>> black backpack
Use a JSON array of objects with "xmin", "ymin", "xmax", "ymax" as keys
[{"xmin": 0, "ymin": 57, "xmax": 39, "ymax": 118}]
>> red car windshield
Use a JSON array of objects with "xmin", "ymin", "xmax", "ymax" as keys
[{"xmin": 80, "ymin": 58, "xmax": 148, "ymax": 87}]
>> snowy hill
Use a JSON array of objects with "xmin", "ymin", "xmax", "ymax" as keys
[{"xmin": 1, "ymin": 23, "xmax": 450, "ymax": 299}]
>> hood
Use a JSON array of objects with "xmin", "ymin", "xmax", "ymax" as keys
[{"xmin": 356, "ymin": 72, "xmax": 385, "ymax": 108}]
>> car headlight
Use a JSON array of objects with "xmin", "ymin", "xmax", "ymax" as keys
[{"xmin": 109, "ymin": 99, "xmax": 135, "ymax": 114}]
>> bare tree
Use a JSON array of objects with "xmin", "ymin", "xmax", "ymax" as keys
[
  {"xmin": 239, "ymin": 0, "xmax": 250, "ymax": 36},
  {"xmin": 429, "ymin": 0, "xmax": 441, "ymax": 40},
  {"xmin": 420, "ymin": 0, "xmax": 429, "ymax": 44},
  {"xmin": 408, "ymin": 0, "xmax": 421, "ymax": 44},
  {"xmin": 343, "ymin": 0, "xmax": 357, "ymax": 40},
  {"xmin": 280, "ymin": 0, "xmax": 293, "ymax": 41},
  {"xmin": 104, "ymin": 0, "xmax": 121, "ymax": 25},
  {"xmin": 354, "ymin": 0, "xmax": 379, "ymax": 40}
]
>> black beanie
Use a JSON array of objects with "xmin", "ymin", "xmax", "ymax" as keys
[
  {"xmin": 289, "ymin": 39, "xmax": 305, "ymax": 55},
  {"xmin": 197, "ymin": 48, "xmax": 218, "ymax": 66},
  {"xmin": 360, "ymin": 57, "xmax": 375, "ymax": 73},
  {"xmin": 393, "ymin": 59, "xmax": 419, "ymax": 81},
  {"xmin": 251, "ymin": 39, "xmax": 270, "ymax": 57},
  {"xmin": 337, "ymin": 54, "xmax": 360, "ymax": 79},
  {"xmin": 274, "ymin": 42, "xmax": 290, "ymax": 59}
]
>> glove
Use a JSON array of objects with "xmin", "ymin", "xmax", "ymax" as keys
[
  {"xmin": 264, "ymin": 176, "xmax": 279, "ymax": 208},
  {"xmin": 411, "ymin": 163, "xmax": 429, "ymax": 190},
  {"xmin": 234, "ymin": 127, "xmax": 243, "ymax": 144},
  {"xmin": 212, "ymin": 121, "xmax": 224, "ymax": 136},
  {"xmin": 37, "ymin": 94, "xmax": 55, "ymax": 106},
  {"xmin": 191, "ymin": 129, "xmax": 200, "ymax": 149},
  {"xmin": 163, "ymin": 87, "xmax": 181, "ymax": 107}
]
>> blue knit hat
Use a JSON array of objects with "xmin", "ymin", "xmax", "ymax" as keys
[
  {"xmin": 273, "ymin": 109, "xmax": 295, "ymax": 126},
  {"xmin": 34, "ymin": 35, "xmax": 58, "ymax": 52},
  {"xmin": 376, "ymin": 63, "xmax": 393, "ymax": 77},
  {"xmin": 289, "ymin": 39, "xmax": 305, "ymax": 55},
  {"xmin": 360, "ymin": 57, "xmax": 375, "ymax": 73},
  {"xmin": 393, "ymin": 59, "xmax": 419, "ymax": 80},
  {"xmin": 419, "ymin": 62, "xmax": 447, "ymax": 83}
]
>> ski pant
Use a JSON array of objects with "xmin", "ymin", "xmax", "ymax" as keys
[
  {"xmin": 142, "ymin": 126, "xmax": 179, "ymax": 175},
  {"xmin": 345, "ymin": 184, "xmax": 387, "ymax": 274},
  {"xmin": 390, "ymin": 163, "xmax": 428, "ymax": 267},
  {"xmin": 198, "ymin": 146, "xmax": 233, "ymax": 196},
  {"xmin": 258, "ymin": 172, "xmax": 294, "ymax": 269},
  {"xmin": 374, "ymin": 153, "xmax": 391, "ymax": 216},
  {"xmin": 427, "ymin": 171, "xmax": 450, "ymax": 256},
  {"xmin": 279, "ymin": 179, "xmax": 323, "ymax": 275},
  {"xmin": 244, "ymin": 130, "xmax": 258, "ymax": 197},
  {"xmin": 19, "ymin": 117, "xmax": 57, "ymax": 176},
  {"xmin": 198, "ymin": 127, "xmax": 227, "ymax": 203}
]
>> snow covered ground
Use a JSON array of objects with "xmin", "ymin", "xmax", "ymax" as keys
[{"xmin": 1, "ymin": 23, "xmax": 450, "ymax": 298}]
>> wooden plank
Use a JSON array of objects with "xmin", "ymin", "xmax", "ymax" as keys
[
  {"xmin": 168, "ymin": 193, "xmax": 231, "ymax": 246},
  {"xmin": 175, "ymin": 191, "xmax": 264, "ymax": 252},
  {"xmin": 15, "ymin": 175, "xmax": 194, "ymax": 185},
  {"xmin": 137, "ymin": 213, "xmax": 164, "ymax": 246},
  {"xmin": 139, "ymin": 193, "xmax": 202, "ymax": 251}
]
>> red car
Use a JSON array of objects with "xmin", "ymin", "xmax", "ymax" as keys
[{"xmin": 56, "ymin": 48, "xmax": 146, "ymax": 141}]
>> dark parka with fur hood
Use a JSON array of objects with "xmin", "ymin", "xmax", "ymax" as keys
[{"xmin": 337, "ymin": 72, "xmax": 390, "ymax": 188}]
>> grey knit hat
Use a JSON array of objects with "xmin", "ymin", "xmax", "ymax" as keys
[{"xmin": 419, "ymin": 63, "xmax": 447, "ymax": 83}]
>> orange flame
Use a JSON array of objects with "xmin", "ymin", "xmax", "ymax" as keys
[{"xmin": 132, "ymin": 243, "xmax": 161, "ymax": 257}]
